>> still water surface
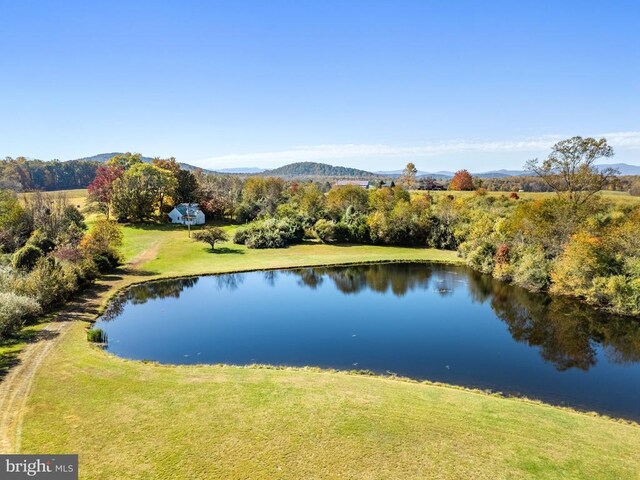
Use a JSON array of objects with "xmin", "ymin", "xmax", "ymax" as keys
[{"xmin": 96, "ymin": 263, "xmax": 640, "ymax": 420}]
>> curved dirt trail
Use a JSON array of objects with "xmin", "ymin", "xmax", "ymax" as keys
[
  {"xmin": 0, "ymin": 243, "xmax": 160, "ymax": 453},
  {"xmin": 0, "ymin": 321, "xmax": 71, "ymax": 453}
]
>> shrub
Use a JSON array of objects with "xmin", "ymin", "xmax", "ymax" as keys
[
  {"xmin": 87, "ymin": 328, "xmax": 108, "ymax": 343},
  {"xmin": 344, "ymin": 215, "xmax": 370, "ymax": 243},
  {"xmin": 512, "ymin": 247, "xmax": 551, "ymax": 291},
  {"xmin": 246, "ymin": 226, "xmax": 287, "ymax": 249},
  {"xmin": 26, "ymin": 229, "xmax": 56, "ymax": 253},
  {"xmin": 589, "ymin": 276, "xmax": 640, "ymax": 316},
  {"xmin": 12, "ymin": 244, "xmax": 44, "ymax": 271},
  {"xmin": 0, "ymin": 292, "xmax": 41, "ymax": 340},
  {"xmin": 234, "ymin": 201, "xmax": 261, "ymax": 223},
  {"xmin": 494, "ymin": 244, "xmax": 510, "ymax": 265},
  {"xmin": 474, "ymin": 188, "xmax": 488, "ymax": 197},
  {"xmin": 465, "ymin": 242, "xmax": 496, "ymax": 274},
  {"xmin": 71, "ymin": 258, "xmax": 99, "ymax": 286},
  {"xmin": 425, "ymin": 218, "xmax": 458, "ymax": 250},
  {"xmin": 93, "ymin": 254, "xmax": 116, "ymax": 272},
  {"xmin": 234, "ymin": 218, "xmax": 304, "ymax": 249},
  {"xmin": 312, "ymin": 219, "xmax": 347, "ymax": 243},
  {"xmin": 232, "ymin": 228, "xmax": 248, "ymax": 245},
  {"xmin": 509, "ymin": 192, "xmax": 520, "ymax": 200},
  {"xmin": 13, "ymin": 257, "xmax": 78, "ymax": 309},
  {"xmin": 80, "ymin": 219, "xmax": 123, "ymax": 270}
]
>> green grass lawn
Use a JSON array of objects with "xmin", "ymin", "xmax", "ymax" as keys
[
  {"xmin": 8, "ymin": 188, "xmax": 640, "ymax": 479},
  {"xmin": 122, "ymin": 222, "xmax": 460, "ymax": 278},
  {"xmin": 21, "ymin": 323, "xmax": 640, "ymax": 479}
]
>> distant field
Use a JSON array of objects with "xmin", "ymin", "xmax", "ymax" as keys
[
  {"xmin": 20, "ymin": 188, "xmax": 89, "ymax": 209},
  {"xmin": 418, "ymin": 189, "xmax": 640, "ymax": 204},
  {"xmin": 17, "ymin": 187, "xmax": 640, "ymax": 209}
]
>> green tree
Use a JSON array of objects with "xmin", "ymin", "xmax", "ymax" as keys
[
  {"xmin": 192, "ymin": 227, "xmax": 229, "ymax": 251},
  {"xmin": 107, "ymin": 152, "xmax": 143, "ymax": 169},
  {"xmin": 175, "ymin": 169, "xmax": 199, "ymax": 204},
  {"xmin": 241, "ymin": 177, "xmax": 286, "ymax": 217},
  {"xmin": 369, "ymin": 186, "xmax": 410, "ymax": 214},
  {"xmin": 111, "ymin": 163, "xmax": 176, "ymax": 222},
  {"xmin": 525, "ymin": 136, "xmax": 617, "ymax": 206},
  {"xmin": 326, "ymin": 185, "xmax": 370, "ymax": 220},
  {"xmin": 0, "ymin": 189, "xmax": 32, "ymax": 252}
]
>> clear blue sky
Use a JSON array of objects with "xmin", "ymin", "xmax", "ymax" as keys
[{"xmin": 1, "ymin": 0, "xmax": 638, "ymax": 171}]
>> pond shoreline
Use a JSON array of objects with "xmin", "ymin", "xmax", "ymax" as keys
[{"xmin": 93, "ymin": 261, "xmax": 640, "ymax": 423}]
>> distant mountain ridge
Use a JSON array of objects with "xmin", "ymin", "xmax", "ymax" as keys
[
  {"xmin": 65, "ymin": 154, "xmax": 640, "ymax": 178},
  {"xmin": 377, "ymin": 163, "xmax": 640, "ymax": 179},
  {"xmin": 66, "ymin": 152, "xmax": 214, "ymax": 173},
  {"xmin": 261, "ymin": 162, "xmax": 378, "ymax": 178},
  {"xmin": 213, "ymin": 167, "xmax": 266, "ymax": 174}
]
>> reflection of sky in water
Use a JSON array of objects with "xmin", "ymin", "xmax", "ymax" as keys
[{"xmin": 96, "ymin": 263, "xmax": 640, "ymax": 420}]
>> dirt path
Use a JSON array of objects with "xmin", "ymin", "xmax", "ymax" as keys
[
  {"xmin": 127, "ymin": 241, "xmax": 160, "ymax": 269},
  {"xmin": 0, "ymin": 243, "xmax": 160, "ymax": 453},
  {"xmin": 0, "ymin": 320, "xmax": 71, "ymax": 453}
]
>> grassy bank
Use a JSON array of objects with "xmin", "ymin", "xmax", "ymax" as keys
[{"xmin": 21, "ymin": 322, "xmax": 640, "ymax": 479}]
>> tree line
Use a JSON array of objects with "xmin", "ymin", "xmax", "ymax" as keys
[{"xmin": 0, "ymin": 157, "xmax": 99, "ymax": 191}]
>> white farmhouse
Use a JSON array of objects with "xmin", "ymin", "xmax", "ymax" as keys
[{"xmin": 168, "ymin": 203, "xmax": 206, "ymax": 225}]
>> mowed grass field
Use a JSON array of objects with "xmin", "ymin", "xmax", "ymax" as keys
[{"xmin": 9, "ymin": 188, "xmax": 640, "ymax": 479}]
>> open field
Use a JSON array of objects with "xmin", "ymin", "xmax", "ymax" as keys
[
  {"xmin": 19, "ymin": 188, "xmax": 90, "ymax": 209},
  {"xmin": 420, "ymin": 188, "xmax": 640, "ymax": 204},
  {"xmin": 3, "ymin": 188, "xmax": 640, "ymax": 478}
]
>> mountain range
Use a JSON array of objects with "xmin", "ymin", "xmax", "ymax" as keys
[
  {"xmin": 376, "ymin": 163, "xmax": 640, "ymax": 178},
  {"xmin": 66, "ymin": 154, "xmax": 640, "ymax": 178}
]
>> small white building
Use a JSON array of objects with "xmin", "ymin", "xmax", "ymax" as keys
[{"xmin": 168, "ymin": 203, "xmax": 205, "ymax": 225}]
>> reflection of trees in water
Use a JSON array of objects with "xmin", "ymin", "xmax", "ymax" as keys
[
  {"xmin": 212, "ymin": 273, "xmax": 245, "ymax": 291},
  {"xmin": 289, "ymin": 263, "xmax": 446, "ymax": 297},
  {"xmin": 292, "ymin": 269, "xmax": 323, "ymax": 289},
  {"xmin": 597, "ymin": 316, "xmax": 640, "ymax": 365},
  {"xmin": 99, "ymin": 277, "xmax": 200, "ymax": 322},
  {"xmin": 129, "ymin": 277, "xmax": 200, "ymax": 304},
  {"xmin": 263, "ymin": 270, "xmax": 278, "ymax": 287},
  {"xmin": 99, "ymin": 264, "xmax": 640, "ymax": 372},
  {"xmin": 465, "ymin": 271, "xmax": 640, "ymax": 371}
]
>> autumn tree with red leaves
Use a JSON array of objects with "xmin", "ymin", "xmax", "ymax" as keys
[
  {"xmin": 449, "ymin": 169, "xmax": 474, "ymax": 191},
  {"xmin": 87, "ymin": 165, "xmax": 124, "ymax": 219}
]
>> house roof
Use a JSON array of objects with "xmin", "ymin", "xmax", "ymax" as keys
[
  {"xmin": 174, "ymin": 203, "xmax": 202, "ymax": 216},
  {"xmin": 334, "ymin": 180, "xmax": 369, "ymax": 187}
]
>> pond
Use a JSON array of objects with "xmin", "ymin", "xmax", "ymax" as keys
[{"xmin": 95, "ymin": 263, "xmax": 640, "ymax": 420}]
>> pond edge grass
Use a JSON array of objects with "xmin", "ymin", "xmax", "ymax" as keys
[{"xmin": 82, "ymin": 257, "xmax": 640, "ymax": 429}]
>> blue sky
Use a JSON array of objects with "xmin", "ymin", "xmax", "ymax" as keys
[{"xmin": 1, "ymin": 0, "xmax": 638, "ymax": 171}]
